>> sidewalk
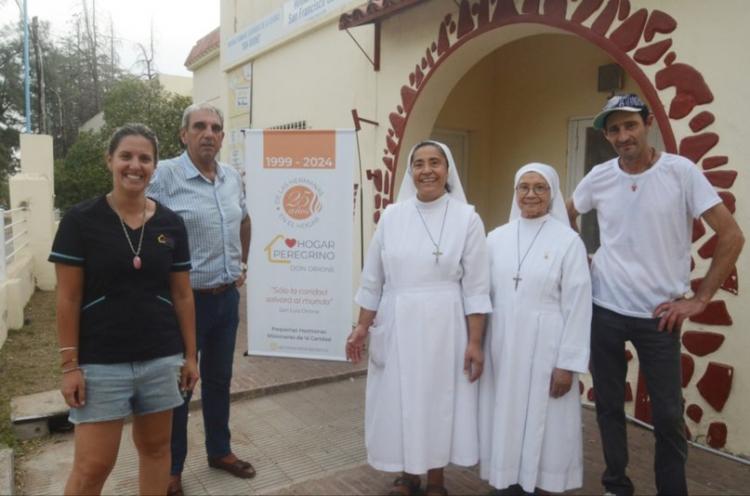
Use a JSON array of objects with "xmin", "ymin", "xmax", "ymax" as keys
[
  {"xmin": 17, "ymin": 375, "xmax": 750, "ymax": 495},
  {"xmin": 13, "ymin": 290, "xmax": 750, "ymax": 494}
]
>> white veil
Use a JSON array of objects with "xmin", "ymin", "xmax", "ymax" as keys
[
  {"xmin": 396, "ymin": 140, "xmax": 468, "ymax": 204},
  {"xmin": 508, "ymin": 162, "xmax": 568, "ymax": 223}
]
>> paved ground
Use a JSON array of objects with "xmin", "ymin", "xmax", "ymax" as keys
[
  {"xmin": 203, "ymin": 289, "xmax": 367, "ymax": 401},
  {"xmin": 17, "ymin": 375, "xmax": 750, "ymax": 495},
  {"xmin": 14, "ymin": 288, "xmax": 750, "ymax": 494}
]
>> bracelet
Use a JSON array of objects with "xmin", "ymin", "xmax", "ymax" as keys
[
  {"xmin": 62, "ymin": 366, "xmax": 81, "ymax": 374},
  {"xmin": 61, "ymin": 358, "xmax": 78, "ymax": 367},
  {"xmin": 59, "ymin": 346, "xmax": 77, "ymax": 353}
]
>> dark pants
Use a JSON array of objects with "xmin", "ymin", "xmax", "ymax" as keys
[
  {"xmin": 591, "ymin": 305, "xmax": 688, "ymax": 496},
  {"xmin": 170, "ymin": 287, "xmax": 240, "ymax": 475}
]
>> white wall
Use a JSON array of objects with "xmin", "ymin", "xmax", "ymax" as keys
[{"xmin": 209, "ymin": 0, "xmax": 750, "ymax": 455}]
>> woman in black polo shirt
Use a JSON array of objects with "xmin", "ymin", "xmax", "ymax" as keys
[{"xmin": 50, "ymin": 124, "xmax": 199, "ymax": 495}]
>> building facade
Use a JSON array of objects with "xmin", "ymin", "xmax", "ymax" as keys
[{"xmin": 191, "ymin": 0, "xmax": 749, "ymax": 457}]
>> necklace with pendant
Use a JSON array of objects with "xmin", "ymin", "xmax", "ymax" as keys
[
  {"xmin": 621, "ymin": 147, "xmax": 657, "ymax": 192},
  {"xmin": 513, "ymin": 219, "xmax": 547, "ymax": 291},
  {"xmin": 110, "ymin": 195, "xmax": 147, "ymax": 270},
  {"xmin": 415, "ymin": 198, "xmax": 449, "ymax": 264}
]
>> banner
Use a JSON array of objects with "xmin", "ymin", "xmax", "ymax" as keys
[{"xmin": 245, "ymin": 129, "xmax": 355, "ymax": 361}]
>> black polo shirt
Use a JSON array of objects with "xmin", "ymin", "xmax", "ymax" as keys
[{"xmin": 49, "ymin": 196, "xmax": 192, "ymax": 364}]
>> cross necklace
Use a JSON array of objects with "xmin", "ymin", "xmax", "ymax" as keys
[
  {"xmin": 415, "ymin": 198, "xmax": 450, "ymax": 264},
  {"xmin": 514, "ymin": 219, "xmax": 547, "ymax": 290}
]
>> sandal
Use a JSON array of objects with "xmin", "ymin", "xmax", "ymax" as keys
[
  {"xmin": 207, "ymin": 456, "xmax": 257, "ymax": 479},
  {"xmin": 425, "ymin": 484, "xmax": 449, "ymax": 496},
  {"xmin": 389, "ymin": 475, "xmax": 421, "ymax": 496},
  {"xmin": 166, "ymin": 476, "xmax": 184, "ymax": 496}
]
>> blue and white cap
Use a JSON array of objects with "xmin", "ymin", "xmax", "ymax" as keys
[{"xmin": 593, "ymin": 93, "xmax": 649, "ymax": 130}]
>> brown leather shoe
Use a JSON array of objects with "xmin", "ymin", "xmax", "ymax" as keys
[
  {"xmin": 167, "ymin": 475, "xmax": 184, "ymax": 496},
  {"xmin": 207, "ymin": 455, "xmax": 257, "ymax": 479}
]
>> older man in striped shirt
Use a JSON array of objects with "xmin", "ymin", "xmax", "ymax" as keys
[{"xmin": 148, "ymin": 103, "xmax": 253, "ymax": 495}]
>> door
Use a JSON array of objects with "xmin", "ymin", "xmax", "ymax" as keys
[{"xmin": 431, "ymin": 128, "xmax": 470, "ymax": 195}]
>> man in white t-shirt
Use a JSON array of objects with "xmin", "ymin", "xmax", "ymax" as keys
[{"xmin": 567, "ymin": 94, "xmax": 744, "ymax": 496}]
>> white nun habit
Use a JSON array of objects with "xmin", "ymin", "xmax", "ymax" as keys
[
  {"xmin": 355, "ymin": 140, "xmax": 491, "ymax": 474},
  {"xmin": 479, "ymin": 163, "xmax": 592, "ymax": 493}
]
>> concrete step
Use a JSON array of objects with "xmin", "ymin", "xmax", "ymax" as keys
[
  {"xmin": 10, "ymin": 390, "xmax": 65, "ymax": 441},
  {"xmin": 10, "ymin": 367, "xmax": 367, "ymax": 440}
]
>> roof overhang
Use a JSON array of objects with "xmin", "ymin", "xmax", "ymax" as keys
[
  {"xmin": 185, "ymin": 27, "xmax": 220, "ymax": 71},
  {"xmin": 339, "ymin": 0, "xmax": 429, "ymax": 30}
]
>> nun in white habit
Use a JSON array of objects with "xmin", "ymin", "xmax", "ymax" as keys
[
  {"xmin": 346, "ymin": 140, "xmax": 491, "ymax": 496},
  {"xmin": 479, "ymin": 163, "xmax": 592, "ymax": 494}
]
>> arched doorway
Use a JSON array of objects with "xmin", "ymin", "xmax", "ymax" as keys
[
  {"xmin": 366, "ymin": 0, "xmax": 738, "ymax": 450},
  {"xmin": 421, "ymin": 32, "xmax": 650, "ymax": 230}
]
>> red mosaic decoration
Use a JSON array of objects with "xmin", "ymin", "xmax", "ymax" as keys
[
  {"xmin": 681, "ymin": 353, "xmax": 694, "ymax": 387},
  {"xmin": 348, "ymin": 0, "xmax": 738, "ymax": 449},
  {"xmin": 691, "ymin": 267, "xmax": 739, "ymax": 296},
  {"xmin": 718, "ymin": 191, "xmax": 736, "ymax": 214},
  {"xmin": 624, "ymin": 381, "xmax": 633, "ymax": 402},
  {"xmin": 686, "ymin": 404, "xmax": 703, "ymax": 423},
  {"xmin": 698, "ymin": 234, "xmax": 718, "ymax": 259},
  {"xmin": 682, "ymin": 331, "xmax": 725, "ymax": 357},
  {"xmin": 690, "ymin": 301, "xmax": 733, "ymax": 326},
  {"xmin": 705, "ymin": 170, "xmax": 737, "ymax": 188},
  {"xmin": 689, "ymin": 111, "xmax": 715, "ymax": 132},
  {"xmin": 696, "ymin": 362, "xmax": 734, "ymax": 412},
  {"xmin": 707, "ymin": 422, "xmax": 728, "ymax": 449},
  {"xmin": 692, "ymin": 218, "xmax": 705, "ymax": 243},
  {"xmin": 703, "ymin": 156, "xmax": 728, "ymax": 170}
]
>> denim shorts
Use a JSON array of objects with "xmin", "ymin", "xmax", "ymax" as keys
[{"xmin": 69, "ymin": 353, "xmax": 185, "ymax": 424}]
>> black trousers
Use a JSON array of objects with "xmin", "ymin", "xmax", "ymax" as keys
[{"xmin": 590, "ymin": 305, "xmax": 688, "ymax": 496}]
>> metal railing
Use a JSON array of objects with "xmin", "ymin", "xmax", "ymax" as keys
[{"xmin": 1, "ymin": 206, "xmax": 31, "ymax": 281}]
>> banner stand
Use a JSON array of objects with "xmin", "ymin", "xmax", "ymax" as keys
[{"xmin": 244, "ymin": 129, "xmax": 356, "ymax": 361}]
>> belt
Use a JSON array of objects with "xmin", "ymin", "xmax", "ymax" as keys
[{"xmin": 194, "ymin": 283, "xmax": 235, "ymax": 295}]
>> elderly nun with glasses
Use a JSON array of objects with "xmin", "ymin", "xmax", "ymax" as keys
[
  {"xmin": 346, "ymin": 140, "xmax": 491, "ymax": 496},
  {"xmin": 479, "ymin": 163, "xmax": 592, "ymax": 495}
]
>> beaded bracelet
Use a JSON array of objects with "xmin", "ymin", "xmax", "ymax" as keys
[
  {"xmin": 61, "ymin": 366, "xmax": 81, "ymax": 374},
  {"xmin": 59, "ymin": 346, "xmax": 77, "ymax": 353}
]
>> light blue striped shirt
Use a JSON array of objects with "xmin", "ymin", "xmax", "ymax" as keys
[{"xmin": 147, "ymin": 152, "xmax": 248, "ymax": 289}]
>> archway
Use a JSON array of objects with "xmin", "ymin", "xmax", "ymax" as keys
[{"xmin": 367, "ymin": 0, "xmax": 738, "ymax": 450}]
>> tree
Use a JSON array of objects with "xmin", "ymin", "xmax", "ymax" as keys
[
  {"xmin": 54, "ymin": 78, "xmax": 191, "ymax": 212},
  {"xmin": 0, "ymin": 13, "xmax": 123, "ymax": 161},
  {"xmin": 53, "ymin": 130, "xmax": 108, "ymax": 212},
  {"xmin": 0, "ymin": 23, "xmax": 23, "ymax": 206}
]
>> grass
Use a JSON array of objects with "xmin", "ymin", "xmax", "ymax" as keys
[{"xmin": 0, "ymin": 290, "xmax": 60, "ymax": 450}]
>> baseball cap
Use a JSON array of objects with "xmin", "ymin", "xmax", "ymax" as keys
[{"xmin": 593, "ymin": 94, "xmax": 649, "ymax": 130}]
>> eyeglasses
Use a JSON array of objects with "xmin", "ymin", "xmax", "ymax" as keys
[{"xmin": 516, "ymin": 184, "xmax": 550, "ymax": 195}]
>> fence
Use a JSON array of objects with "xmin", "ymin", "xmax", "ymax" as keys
[{"xmin": 0, "ymin": 206, "xmax": 31, "ymax": 282}]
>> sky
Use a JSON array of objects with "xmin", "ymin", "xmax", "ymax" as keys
[{"xmin": 0, "ymin": 0, "xmax": 220, "ymax": 77}]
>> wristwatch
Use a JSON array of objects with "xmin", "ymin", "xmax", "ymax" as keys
[{"xmin": 240, "ymin": 262, "xmax": 248, "ymax": 273}]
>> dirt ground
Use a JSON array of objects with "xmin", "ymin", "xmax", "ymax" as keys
[{"xmin": 0, "ymin": 290, "xmax": 60, "ymax": 450}]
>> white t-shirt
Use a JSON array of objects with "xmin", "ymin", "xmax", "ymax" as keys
[{"xmin": 573, "ymin": 153, "xmax": 721, "ymax": 318}]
